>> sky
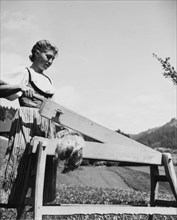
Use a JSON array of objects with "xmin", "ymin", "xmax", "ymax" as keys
[{"xmin": 0, "ymin": 0, "xmax": 176, "ymax": 134}]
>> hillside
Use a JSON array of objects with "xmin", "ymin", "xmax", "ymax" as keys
[{"xmin": 130, "ymin": 118, "xmax": 177, "ymax": 150}]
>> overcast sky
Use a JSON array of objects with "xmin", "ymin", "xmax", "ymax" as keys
[{"xmin": 0, "ymin": 0, "xmax": 176, "ymax": 134}]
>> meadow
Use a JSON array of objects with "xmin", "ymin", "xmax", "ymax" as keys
[{"xmin": 1, "ymin": 165, "xmax": 177, "ymax": 219}]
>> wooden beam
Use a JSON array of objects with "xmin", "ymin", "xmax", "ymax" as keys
[
  {"xmin": 150, "ymin": 165, "xmax": 159, "ymax": 206},
  {"xmin": 39, "ymin": 204, "xmax": 177, "ymax": 215},
  {"xmin": 31, "ymin": 137, "xmax": 162, "ymax": 165},
  {"xmin": 84, "ymin": 142, "xmax": 162, "ymax": 165},
  {"xmin": 162, "ymin": 153, "xmax": 177, "ymax": 200},
  {"xmin": 154, "ymin": 200, "xmax": 177, "ymax": 207},
  {"xmin": 34, "ymin": 141, "xmax": 47, "ymax": 220},
  {"xmin": 39, "ymin": 100, "xmax": 162, "ymax": 165}
]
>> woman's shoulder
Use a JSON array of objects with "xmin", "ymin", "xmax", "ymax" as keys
[
  {"xmin": 1, "ymin": 65, "xmax": 29, "ymax": 84},
  {"xmin": 6, "ymin": 65, "xmax": 28, "ymax": 74}
]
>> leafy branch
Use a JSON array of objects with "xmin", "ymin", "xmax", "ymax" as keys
[{"xmin": 153, "ymin": 53, "xmax": 177, "ymax": 85}]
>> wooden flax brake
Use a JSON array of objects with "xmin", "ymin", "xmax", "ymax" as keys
[
  {"xmin": 31, "ymin": 138, "xmax": 177, "ymax": 220},
  {"xmin": 1, "ymin": 96, "xmax": 177, "ymax": 219},
  {"xmin": 30, "ymin": 99, "xmax": 177, "ymax": 218}
]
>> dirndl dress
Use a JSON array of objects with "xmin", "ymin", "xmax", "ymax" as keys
[{"xmin": 0, "ymin": 68, "xmax": 84, "ymax": 205}]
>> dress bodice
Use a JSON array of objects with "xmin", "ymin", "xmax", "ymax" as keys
[{"xmin": 18, "ymin": 68, "xmax": 53, "ymax": 108}]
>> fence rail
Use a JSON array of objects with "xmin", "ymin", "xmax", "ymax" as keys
[{"xmin": 37, "ymin": 204, "xmax": 177, "ymax": 216}]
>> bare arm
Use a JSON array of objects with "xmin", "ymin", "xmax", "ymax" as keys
[
  {"xmin": 0, "ymin": 80, "xmax": 34, "ymax": 98},
  {"xmin": 0, "ymin": 80, "xmax": 21, "ymax": 98}
]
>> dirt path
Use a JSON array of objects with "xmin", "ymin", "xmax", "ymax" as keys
[{"xmin": 57, "ymin": 166, "xmax": 131, "ymax": 190}]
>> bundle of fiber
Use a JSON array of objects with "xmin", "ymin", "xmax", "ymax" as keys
[{"xmin": 55, "ymin": 130, "xmax": 84, "ymax": 173}]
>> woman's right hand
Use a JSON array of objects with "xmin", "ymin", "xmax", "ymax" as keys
[
  {"xmin": 0, "ymin": 82, "xmax": 34, "ymax": 99},
  {"xmin": 20, "ymin": 85, "xmax": 34, "ymax": 98}
]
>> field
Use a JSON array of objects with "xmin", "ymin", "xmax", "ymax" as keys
[
  {"xmin": 1, "ymin": 166, "xmax": 177, "ymax": 219},
  {"xmin": 0, "ymin": 137, "xmax": 177, "ymax": 219}
]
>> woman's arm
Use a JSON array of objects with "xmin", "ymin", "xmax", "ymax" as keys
[
  {"xmin": 0, "ymin": 80, "xmax": 21, "ymax": 98},
  {"xmin": 0, "ymin": 80, "xmax": 34, "ymax": 98}
]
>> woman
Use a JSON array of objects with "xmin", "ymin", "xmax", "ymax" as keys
[{"xmin": 0, "ymin": 40, "xmax": 84, "ymax": 209}]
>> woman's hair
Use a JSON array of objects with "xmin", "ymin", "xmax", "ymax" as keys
[{"xmin": 29, "ymin": 40, "xmax": 58, "ymax": 62}]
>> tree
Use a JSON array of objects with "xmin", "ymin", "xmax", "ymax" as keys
[
  {"xmin": 0, "ymin": 106, "xmax": 17, "ymax": 121},
  {"xmin": 153, "ymin": 53, "xmax": 177, "ymax": 85},
  {"xmin": 115, "ymin": 129, "xmax": 130, "ymax": 138}
]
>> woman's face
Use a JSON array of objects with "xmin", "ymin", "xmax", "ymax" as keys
[{"xmin": 34, "ymin": 49, "xmax": 56, "ymax": 72}]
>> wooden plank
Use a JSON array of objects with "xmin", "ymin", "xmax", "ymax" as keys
[
  {"xmin": 150, "ymin": 165, "xmax": 159, "ymax": 206},
  {"xmin": 162, "ymin": 153, "xmax": 177, "ymax": 200},
  {"xmin": 34, "ymin": 141, "xmax": 47, "ymax": 220},
  {"xmin": 31, "ymin": 137, "xmax": 162, "ymax": 165},
  {"xmin": 83, "ymin": 142, "xmax": 162, "ymax": 165},
  {"xmin": 154, "ymin": 200, "xmax": 177, "ymax": 207},
  {"xmin": 31, "ymin": 136, "xmax": 57, "ymax": 154},
  {"xmin": 40, "ymin": 204, "xmax": 177, "ymax": 215},
  {"xmin": 39, "ymin": 100, "xmax": 162, "ymax": 165},
  {"xmin": 0, "ymin": 203, "xmax": 17, "ymax": 208},
  {"xmin": 154, "ymin": 175, "xmax": 168, "ymax": 182}
]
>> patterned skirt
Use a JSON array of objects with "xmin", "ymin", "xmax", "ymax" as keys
[{"xmin": 0, "ymin": 107, "xmax": 84, "ymax": 205}]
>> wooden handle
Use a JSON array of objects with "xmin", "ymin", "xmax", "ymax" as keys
[{"xmin": 33, "ymin": 93, "xmax": 46, "ymax": 102}]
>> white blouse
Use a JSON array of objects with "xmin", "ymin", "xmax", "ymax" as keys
[{"xmin": 1, "ymin": 66, "xmax": 55, "ymax": 100}]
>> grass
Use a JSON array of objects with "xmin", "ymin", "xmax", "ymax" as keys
[
  {"xmin": 108, "ymin": 166, "xmax": 174, "ymax": 196},
  {"xmin": 56, "ymin": 184, "xmax": 149, "ymax": 206},
  {"xmin": 1, "ymin": 184, "xmax": 176, "ymax": 219},
  {"xmin": 1, "ymin": 166, "xmax": 176, "ymax": 219}
]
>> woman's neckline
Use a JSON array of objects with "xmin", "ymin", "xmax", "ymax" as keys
[{"xmin": 29, "ymin": 66, "xmax": 45, "ymax": 76}]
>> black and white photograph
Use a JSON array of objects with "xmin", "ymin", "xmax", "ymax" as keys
[{"xmin": 0, "ymin": 0, "xmax": 177, "ymax": 219}]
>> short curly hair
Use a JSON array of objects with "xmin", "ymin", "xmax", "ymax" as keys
[{"xmin": 29, "ymin": 40, "xmax": 58, "ymax": 62}]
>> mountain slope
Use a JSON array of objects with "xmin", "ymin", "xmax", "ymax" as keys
[{"xmin": 130, "ymin": 118, "xmax": 177, "ymax": 150}]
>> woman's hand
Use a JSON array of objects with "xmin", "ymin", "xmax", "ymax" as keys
[{"xmin": 20, "ymin": 85, "xmax": 34, "ymax": 98}]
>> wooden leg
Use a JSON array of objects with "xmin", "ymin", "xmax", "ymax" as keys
[
  {"xmin": 16, "ymin": 205, "xmax": 25, "ymax": 220},
  {"xmin": 16, "ymin": 205, "xmax": 31, "ymax": 220},
  {"xmin": 150, "ymin": 165, "xmax": 159, "ymax": 206},
  {"xmin": 34, "ymin": 141, "xmax": 47, "ymax": 220},
  {"xmin": 162, "ymin": 153, "xmax": 177, "ymax": 201},
  {"xmin": 17, "ymin": 157, "xmax": 34, "ymax": 219},
  {"xmin": 148, "ymin": 214, "xmax": 153, "ymax": 220}
]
